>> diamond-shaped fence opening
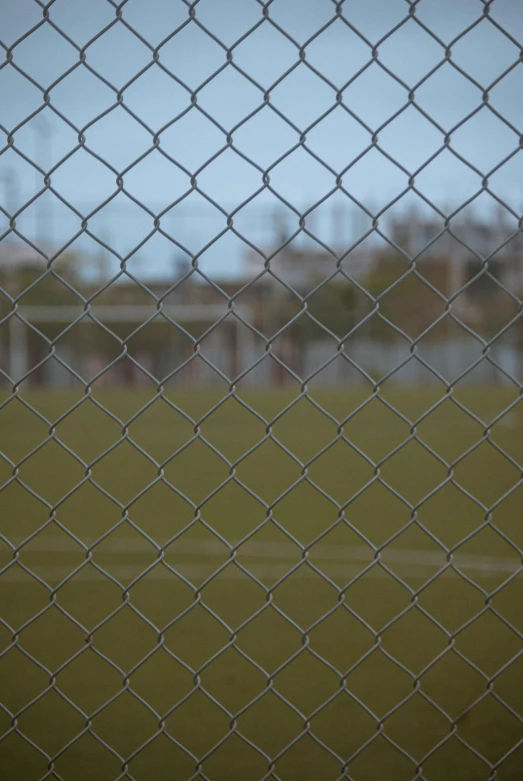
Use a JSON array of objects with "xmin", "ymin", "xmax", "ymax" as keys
[{"xmin": 1, "ymin": 2, "xmax": 522, "ymax": 780}]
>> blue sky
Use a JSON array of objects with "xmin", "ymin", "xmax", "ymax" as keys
[{"xmin": 1, "ymin": 0, "xmax": 522, "ymax": 280}]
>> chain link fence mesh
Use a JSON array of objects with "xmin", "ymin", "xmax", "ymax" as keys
[{"xmin": 1, "ymin": 1, "xmax": 522, "ymax": 779}]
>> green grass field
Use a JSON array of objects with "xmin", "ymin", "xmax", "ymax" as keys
[{"xmin": 0, "ymin": 386, "xmax": 522, "ymax": 781}]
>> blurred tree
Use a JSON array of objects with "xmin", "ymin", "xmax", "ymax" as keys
[
  {"xmin": 0, "ymin": 252, "xmax": 79, "ymax": 303},
  {"xmin": 361, "ymin": 250, "xmax": 449, "ymax": 341},
  {"xmin": 275, "ymin": 279, "xmax": 358, "ymax": 344},
  {"xmin": 0, "ymin": 250, "xmax": 84, "ymax": 385}
]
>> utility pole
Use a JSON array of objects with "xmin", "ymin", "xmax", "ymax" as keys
[
  {"xmin": 33, "ymin": 114, "xmax": 54, "ymax": 250},
  {"xmin": 332, "ymin": 201, "xmax": 344, "ymax": 252},
  {"xmin": 0, "ymin": 166, "xmax": 20, "ymax": 299},
  {"xmin": 0, "ymin": 167, "xmax": 28, "ymax": 384},
  {"xmin": 0, "ymin": 167, "xmax": 19, "ymax": 228}
]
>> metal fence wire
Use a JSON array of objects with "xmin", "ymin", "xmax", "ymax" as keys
[{"xmin": 0, "ymin": 1, "xmax": 522, "ymax": 779}]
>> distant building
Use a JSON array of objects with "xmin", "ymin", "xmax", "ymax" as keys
[
  {"xmin": 242, "ymin": 245, "xmax": 375, "ymax": 293},
  {"xmin": 389, "ymin": 208, "xmax": 523, "ymax": 296}
]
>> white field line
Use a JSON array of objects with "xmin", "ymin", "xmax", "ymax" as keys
[
  {"xmin": 0, "ymin": 562, "xmax": 454, "ymax": 582},
  {"xmin": 499, "ymin": 413, "xmax": 520, "ymax": 429},
  {"xmin": 0, "ymin": 537, "xmax": 520, "ymax": 583},
  {"xmin": 0, "ymin": 560, "xmax": 520, "ymax": 584}
]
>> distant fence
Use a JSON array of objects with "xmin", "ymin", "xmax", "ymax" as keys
[
  {"xmin": 302, "ymin": 337, "xmax": 522, "ymax": 388},
  {"xmin": 2, "ymin": 319, "xmax": 520, "ymax": 389}
]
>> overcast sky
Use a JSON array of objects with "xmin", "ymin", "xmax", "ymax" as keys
[{"xmin": 1, "ymin": 0, "xmax": 522, "ymax": 279}]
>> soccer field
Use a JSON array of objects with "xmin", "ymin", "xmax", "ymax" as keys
[{"xmin": 0, "ymin": 387, "xmax": 522, "ymax": 781}]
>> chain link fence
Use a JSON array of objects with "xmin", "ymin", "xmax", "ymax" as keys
[{"xmin": 1, "ymin": 1, "xmax": 522, "ymax": 779}]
